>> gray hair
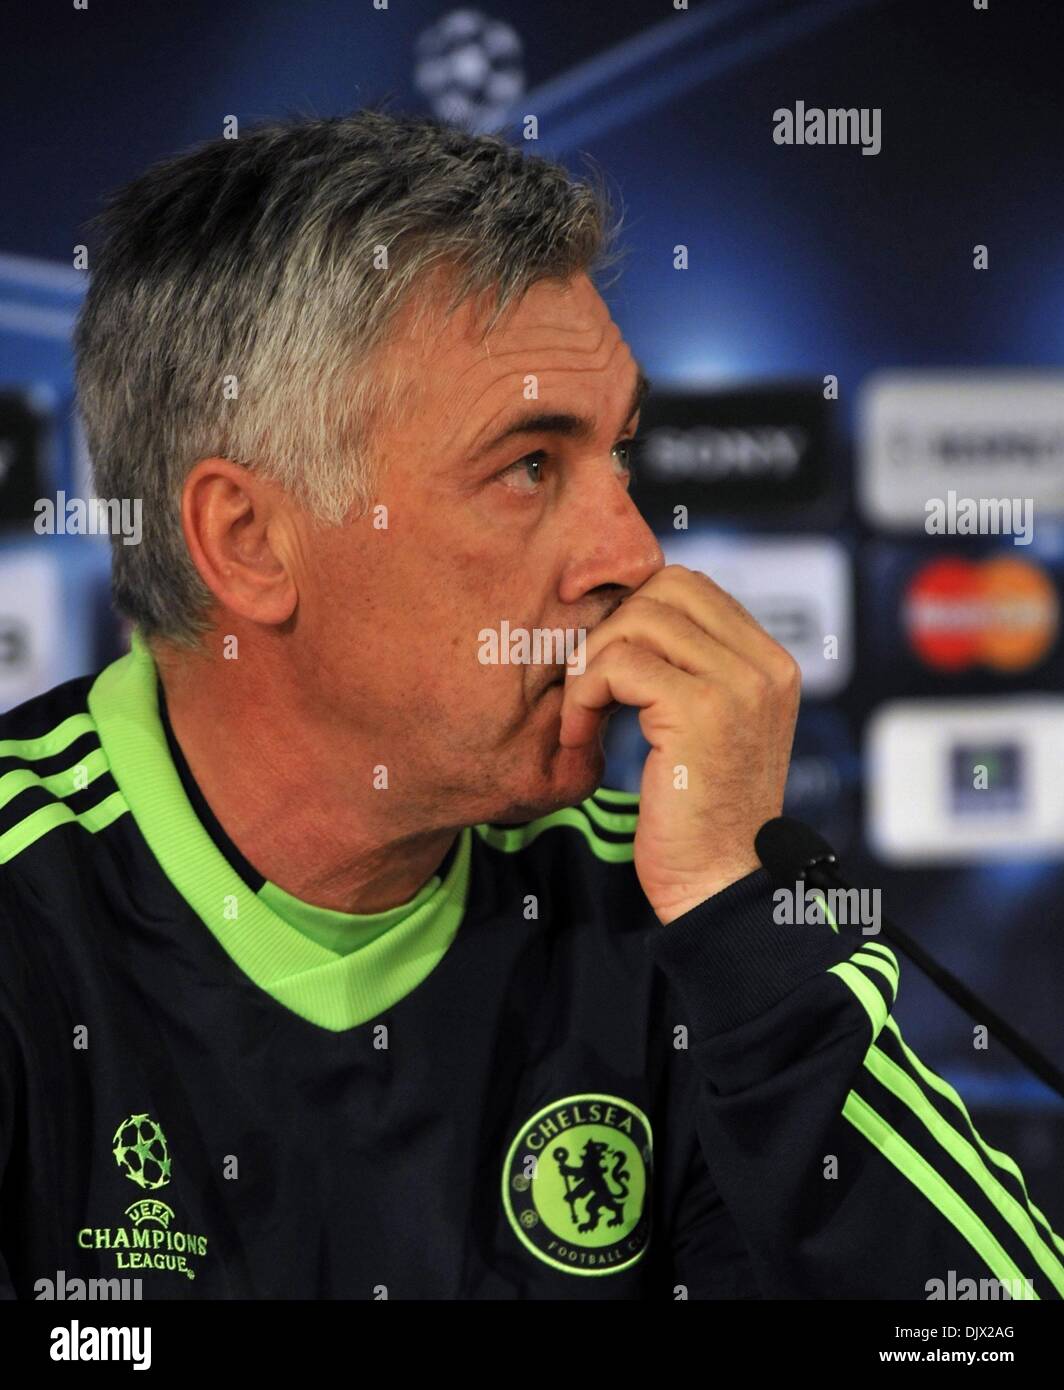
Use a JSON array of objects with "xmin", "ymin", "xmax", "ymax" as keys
[{"xmin": 73, "ymin": 108, "xmax": 626, "ymax": 647}]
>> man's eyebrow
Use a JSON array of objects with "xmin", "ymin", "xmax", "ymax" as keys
[{"xmin": 466, "ymin": 365, "xmax": 652, "ymax": 463}]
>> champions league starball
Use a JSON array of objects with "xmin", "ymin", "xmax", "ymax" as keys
[
  {"xmin": 414, "ymin": 8, "xmax": 525, "ymax": 127},
  {"xmin": 112, "ymin": 1113, "xmax": 172, "ymax": 1191}
]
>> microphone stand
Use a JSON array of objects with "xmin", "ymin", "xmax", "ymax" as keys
[{"xmin": 756, "ymin": 816, "xmax": 1064, "ymax": 1104}]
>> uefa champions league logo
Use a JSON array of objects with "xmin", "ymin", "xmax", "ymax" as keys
[
  {"xmin": 414, "ymin": 9, "xmax": 525, "ymax": 127},
  {"xmin": 73, "ymin": 1113, "xmax": 209, "ymax": 1282}
]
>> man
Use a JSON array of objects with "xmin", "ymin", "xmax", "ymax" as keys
[{"xmin": 1, "ymin": 110, "xmax": 1061, "ymax": 1300}]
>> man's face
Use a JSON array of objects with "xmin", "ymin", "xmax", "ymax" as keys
[{"xmin": 292, "ymin": 272, "xmax": 664, "ymax": 827}]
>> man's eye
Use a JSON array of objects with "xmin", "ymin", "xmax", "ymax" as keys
[
  {"xmin": 613, "ymin": 436, "xmax": 641, "ymax": 479},
  {"xmin": 498, "ymin": 452, "xmax": 546, "ymax": 491},
  {"xmin": 496, "ymin": 438, "xmax": 642, "ymax": 493}
]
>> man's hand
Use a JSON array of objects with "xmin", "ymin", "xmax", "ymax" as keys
[{"xmin": 559, "ymin": 565, "xmax": 801, "ymax": 925}]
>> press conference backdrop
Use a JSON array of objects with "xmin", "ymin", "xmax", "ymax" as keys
[{"xmin": 3, "ymin": 1, "xmax": 1062, "ymax": 1228}]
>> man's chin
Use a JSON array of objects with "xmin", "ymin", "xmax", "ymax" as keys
[{"xmin": 487, "ymin": 739, "xmax": 606, "ymax": 826}]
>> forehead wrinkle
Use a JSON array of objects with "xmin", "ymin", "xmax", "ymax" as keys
[{"xmin": 451, "ymin": 328, "xmax": 634, "ymax": 443}]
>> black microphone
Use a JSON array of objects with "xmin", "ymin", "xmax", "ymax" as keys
[
  {"xmin": 756, "ymin": 816, "xmax": 839, "ymax": 893},
  {"xmin": 755, "ymin": 816, "xmax": 1064, "ymax": 1104}
]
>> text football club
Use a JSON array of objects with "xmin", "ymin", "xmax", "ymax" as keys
[
  {"xmin": 503, "ymin": 1093, "xmax": 653, "ymax": 1275},
  {"xmin": 74, "ymin": 1114, "xmax": 209, "ymax": 1281}
]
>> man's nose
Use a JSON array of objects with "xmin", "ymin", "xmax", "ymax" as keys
[
  {"xmin": 564, "ymin": 482, "xmax": 665, "ymax": 600},
  {"xmin": 612, "ymin": 505, "xmax": 665, "ymax": 593}
]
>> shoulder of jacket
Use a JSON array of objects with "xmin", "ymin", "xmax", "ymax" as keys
[
  {"xmin": 474, "ymin": 786, "xmax": 640, "ymax": 867},
  {"xmin": 0, "ymin": 671, "xmax": 123, "ymax": 872}
]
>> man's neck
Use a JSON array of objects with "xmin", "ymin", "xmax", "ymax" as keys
[{"xmin": 153, "ymin": 643, "xmax": 458, "ymax": 915}]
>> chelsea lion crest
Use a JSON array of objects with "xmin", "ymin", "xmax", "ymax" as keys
[{"xmin": 502, "ymin": 1093, "xmax": 653, "ymax": 1275}]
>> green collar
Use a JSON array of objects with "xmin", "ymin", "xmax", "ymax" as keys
[
  {"xmin": 257, "ymin": 874, "xmax": 444, "ymax": 956},
  {"xmin": 88, "ymin": 631, "xmax": 471, "ymax": 1033}
]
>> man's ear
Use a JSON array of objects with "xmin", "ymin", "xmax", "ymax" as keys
[{"xmin": 180, "ymin": 457, "xmax": 299, "ymax": 627}]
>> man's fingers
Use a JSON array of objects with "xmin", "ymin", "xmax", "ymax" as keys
[
  {"xmin": 559, "ymin": 639, "xmax": 697, "ymax": 748},
  {"xmin": 568, "ymin": 594, "xmax": 756, "ymax": 688},
  {"xmin": 624, "ymin": 564, "xmax": 787, "ymax": 673}
]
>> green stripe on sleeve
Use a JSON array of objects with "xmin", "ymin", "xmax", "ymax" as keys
[
  {"xmin": 883, "ymin": 1016, "xmax": 1064, "ymax": 1261},
  {"xmin": 863, "ymin": 1042, "xmax": 1064, "ymax": 1297},
  {"xmin": 828, "ymin": 959, "xmax": 889, "ymax": 1038},
  {"xmin": 850, "ymin": 948, "xmax": 898, "ymax": 1002},
  {"xmin": 842, "ymin": 1090, "xmax": 1039, "ymax": 1298},
  {"xmin": 859, "ymin": 940, "xmax": 897, "ymax": 963},
  {"xmin": 810, "ymin": 891, "xmax": 840, "ymax": 934}
]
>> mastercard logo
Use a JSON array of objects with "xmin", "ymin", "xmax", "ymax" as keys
[{"xmin": 903, "ymin": 556, "xmax": 1060, "ymax": 673}]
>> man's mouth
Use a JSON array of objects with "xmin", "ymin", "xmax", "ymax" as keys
[{"xmin": 539, "ymin": 668, "xmax": 569, "ymax": 698}]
